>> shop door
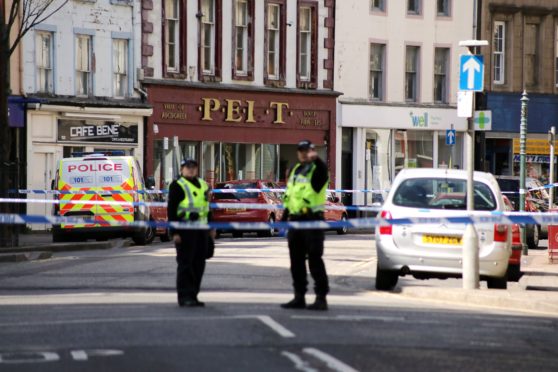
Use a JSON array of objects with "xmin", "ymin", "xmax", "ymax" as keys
[{"xmin": 28, "ymin": 146, "xmax": 59, "ymax": 230}]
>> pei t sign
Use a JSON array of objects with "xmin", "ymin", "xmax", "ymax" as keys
[{"xmin": 459, "ymin": 55, "xmax": 484, "ymax": 92}]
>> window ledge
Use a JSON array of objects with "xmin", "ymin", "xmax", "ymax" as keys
[{"xmin": 110, "ymin": 0, "xmax": 133, "ymax": 6}]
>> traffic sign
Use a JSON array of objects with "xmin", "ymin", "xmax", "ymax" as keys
[
  {"xmin": 446, "ymin": 129, "xmax": 456, "ymax": 146},
  {"xmin": 459, "ymin": 55, "xmax": 484, "ymax": 91}
]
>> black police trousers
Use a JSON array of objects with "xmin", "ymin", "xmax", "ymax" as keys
[
  {"xmin": 175, "ymin": 230, "xmax": 208, "ymax": 302},
  {"xmin": 287, "ymin": 228, "xmax": 329, "ymax": 297}
]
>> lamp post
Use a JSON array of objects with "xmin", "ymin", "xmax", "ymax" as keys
[{"xmin": 519, "ymin": 91, "xmax": 529, "ymax": 256}]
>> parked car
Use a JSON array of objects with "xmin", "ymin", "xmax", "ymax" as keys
[
  {"xmin": 375, "ymin": 168, "xmax": 511, "ymax": 291},
  {"xmin": 503, "ymin": 195, "xmax": 523, "ymax": 282},
  {"xmin": 148, "ymin": 192, "xmax": 172, "ymax": 242},
  {"xmin": 495, "ymin": 176, "xmax": 548, "ymax": 249},
  {"xmin": 212, "ymin": 180, "xmax": 284, "ymax": 238},
  {"xmin": 325, "ymin": 192, "xmax": 349, "ymax": 235}
]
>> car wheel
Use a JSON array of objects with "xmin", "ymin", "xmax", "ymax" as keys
[
  {"xmin": 258, "ymin": 215, "xmax": 276, "ymax": 237},
  {"xmin": 526, "ymin": 224, "xmax": 540, "ymax": 249},
  {"xmin": 507, "ymin": 264, "xmax": 522, "ymax": 282},
  {"xmin": 486, "ymin": 273, "xmax": 508, "ymax": 289},
  {"xmin": 337, "ymin": 214, "xmax": 348, "ymax": 235},
  {"xmin": 133, "ymin": 223, "xmax": 155, "ymax": 246},
  {"xmin": 375, "ymin": 262, "xmax": 399, "ymax": 291},
  {"xmin": 232, "ymin": 231, "xmax": 243, "ymax": 238},
  {"xmin": 160, "ymin": 229, "xmax": 171, "ymax": 242}
]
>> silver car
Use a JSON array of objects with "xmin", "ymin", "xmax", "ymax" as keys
[{"xmin": 375, "ymin": 168, "xmax": 511, "ymax": 290}]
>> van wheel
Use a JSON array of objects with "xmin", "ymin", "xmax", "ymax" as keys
[
  {"xmin": 52, "ymin": 231, "xmax": 68, "ymax": 243},
  {"xmin": 133, "ymin": 225, "xmax": 155, "ymax": 246},
  {"xmin": 487, "ymin": 274, "xmax": 508, "ymax": 289},
  {"xmin": 337, "ymin": 214, "xmax": 348, "ymax": 235},
  {"xmin": 375, "ymin": 263, "xmax": 399, "ymax": 291},
  {"xmin": 526, "ymin": 224, "xmax": 540, "ymax": 249}
]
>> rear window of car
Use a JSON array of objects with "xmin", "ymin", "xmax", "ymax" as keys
[
  {"xmin": 392, "ymin": 178, "xmax": 497, "ymax": 211},
  {"xmin": 214, "ymin": 182, "xmax": 259, "ymax": 199}
]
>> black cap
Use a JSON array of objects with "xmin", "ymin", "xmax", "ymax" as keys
[
  {"xmin": 181, "ymin": 158, "xmax": 198, "ymax": 168},
  {"xmin": 297, "ymin": 140, "xmax": 315, "ymax": 151}
]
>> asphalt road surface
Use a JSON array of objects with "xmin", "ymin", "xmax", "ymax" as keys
[{"xmin": 0, "ymin": 233, "xmax": 556, "ymax": 371}]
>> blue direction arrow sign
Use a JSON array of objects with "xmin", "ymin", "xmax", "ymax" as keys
[
  {"xmin": 459, "ymin": 55, "xmax": 484, "ymax": 91},
  {"xmin": 446, "ymin": 129, "xmax": 456, "ymax": 146}
]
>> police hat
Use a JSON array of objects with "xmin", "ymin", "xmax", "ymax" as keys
[
  {"xmin": 297, "ymin": 140, "xmax": 315, "ymax": 151},
  {"xmin": 181, "ymin": 158, "xmax": 198, "ymax": 168}
]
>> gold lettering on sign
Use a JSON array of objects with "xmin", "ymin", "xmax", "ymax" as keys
[
  {"xmin": 225, "ymin": 99, "xmax": 243, "ymax": 122},
  {"xmin": 161, "ymin": 103, "xmax": 186, "ymax": 120},
  {"xmin": 299, "ymin": 110, "xmax": 321, "ymax": 127},
  {"xmin": 269, "ymin": 102, "xmax": 289, "ymax": 124},
  {"xmin": 202, "ymin": 98, "xmax": 221, "ymax": 121},
  {"xmin": 245, "ymin": 100, "xmax": 256, "ymax": 123}
]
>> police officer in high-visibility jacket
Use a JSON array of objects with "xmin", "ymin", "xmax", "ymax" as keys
[
  {"xmin": 167, "ymin": 158, "xmax": 213, "ymax": 307},
  {"xmin": 281, "ymin": 140, "xmax": 330, "ymax": 311}
]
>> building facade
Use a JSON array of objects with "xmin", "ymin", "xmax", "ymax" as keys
[
  {"xmin": 21, "ymin": 0, "xmax": 152, "ymax": 225},
  {"xmin": 478, "ymin": 0, "xmax": 558, "ymax": 181},
  {"xmin": 335, "ymin": 0, "xmax": 473, "ymax": 205},
  {"xmin": 140, "ymin": 0, "xmax": 338, "ymax": 190}
]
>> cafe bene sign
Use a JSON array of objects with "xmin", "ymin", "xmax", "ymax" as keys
[{"xmin": 159, "ymin": 97, "xmax": 325, "ymax": 128}]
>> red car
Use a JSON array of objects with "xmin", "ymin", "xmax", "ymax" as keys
[
  {"xmin": 503, "ymin": 195, "xmax": 522, "ymax": 282},
  {"xmin": 149, "ymin": 193, "xmax": 172, "ymax": 242},
  {"xmin": 325, "ymin": 192, "xmax": 349, "ymax": 235},
  {"xmin": 212, "ymin": 180, "xmax": 284, "ymax": 238}
]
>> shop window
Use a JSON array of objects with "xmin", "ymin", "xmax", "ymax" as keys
[
  {"xmin": 369, "ymin": 43, "xmax": 385, "ymax": 100},
  {"xmin": 199, "ymin": 0, "xmax": 222, "ymax": 80},
  {"xmin": 75, "ymin": 34, "xmax": 92, "ymax": 96},
  {"xmin": 63, "ymin": 146, "xmax": 85, "ymax": 158},
  {"xmin": 434, "ymin": 47, "xmax": 449, "ymax": 103},
  {"xmin": 164, "ymin": 0, "xmax": 185, "ymax": 76},
  {"xmin": 370, "ymin": 0, "xmax": 385, "ymax": 12},
  {"xmin": 437, "ymin": 0, "xmax": 450, "ymax": 17},
  {"xmin": 265, "ymin": 0, "xmax": 286, "ymax": 86},
  {"xmin": 202, "ymin": 142, "xmax": 221, "ymax": 187},
  {"xmin": 113, "ymin": 39, "xmax": 129, "ymax": 97},
  {"xmin": 437, "ymin": 132, "xmax": 463, "ymax": 170},
  {"xmin": 405, "ymin": 46, "xmax": 419, "ymax": 102},
  {"xmin": 36, "ymin": 31, "xmax": 54, "ymax": 93},
  {"xmin": 524, "ymin": 23, "xmax": 539, "ymax": 87},
  {"xmin": 297, "ymin": 3, "xmax": 317, "ymax": 88},
  {"xmin": 407, "ymin": 0, "xmax": 421, "ymax": 15},
  {"xmin": 394, "ymin": 130, "xmax": 433, "ymax": 175},
  {"xmin": 233, "ymin": 0, "xmax": 254, "ymax": 80},
  {"xmin": 493, "ymin": 21, "xmax": 505, "ymax": 84}
]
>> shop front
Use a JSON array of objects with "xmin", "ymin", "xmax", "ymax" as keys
[
  {"xmin": 25, "ymin": 103, "xmax": 152, "ymax": 229},
  {"xmin": 144, "ymin": 83, "xmax": 338, "ymax": 189},
  {"xmin": 339, "ymin": 103, "xmax": 467, "ymax": 205}
]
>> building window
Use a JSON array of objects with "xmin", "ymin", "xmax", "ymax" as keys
[
  {"xmin": 407, "ymin": 0, "xmax": 420, "ymax": 15},
  {"xmin": 36, "ymin": 31, "xmax": 53, "ymax": 93},
  {"xmin": 369, "ymin": 43, "xmax": 385, "ymax": 100},
  {"xmin": 165, "ymin": 0, "xmax": 180, "ymax": 72},
  {"xmin": 297, "ymin": 3, "xmax": 317, "ymax": 87},
  {"xmin": 371, "ymin": 0, "xmax": 384, "ymax": 12},
  {"xmin": 233, "ymin": 0, "xmax": 253, "ymax": 78},
  {"xmin": 200, "ymin": 0, "xmax": 216, "ymax": 75},
  {"xmin": 267, "ymin": 3, "xmax": 281, "ymax": 80},
  {"xmin": 113, "ymin": 39, "xmax": 128, "ymax": 97},
  {"xmin": 437, "ymin": 0, "xmax": 450, "ymax": 16},
  {"xmin": 434, "ymin": 48, "xmax": 449, "ymax": 103},
  {"xmin": 524, "ymin": 23, "xmax": 539, "ymax": 87},
  {"xmin": 493, "ymin": 21, "xmax": 505, "ymax": 84},
  {"xmin": 75, "ymin": 35, "xmax": 92, "ymax": 96},
  {"xmin": 405, "ymin": 46, "xmax": 419, "ymax": 101}
]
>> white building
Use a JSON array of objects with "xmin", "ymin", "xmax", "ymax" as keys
[
  {"xmin": 21, "ymin": 0, "xmax": 152, "ymax": 225},
  {"xmin": 335, "ymin": 0, "xmax": 473, "ymax": 204}
]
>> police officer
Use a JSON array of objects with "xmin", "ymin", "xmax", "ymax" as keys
[
  {"xmin": 167, "ymin": 158, "xmax": 212, "ymax": 307},
  {"xmin": 281, "ymin": 140, "xmax": 330, "ymax": 311}
]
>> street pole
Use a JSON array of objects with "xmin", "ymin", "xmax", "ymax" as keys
[
  {"xmin": 549, "ymin": 126, "xmax": 555, "ymax": 210},
  {"xmin": 519, "ymin": 91, "xmax": 529, "ymax": 256}
]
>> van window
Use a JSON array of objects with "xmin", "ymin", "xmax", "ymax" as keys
[{"xmin": 393, "ymin": 178, "xmax": 497, "ymax": 211}]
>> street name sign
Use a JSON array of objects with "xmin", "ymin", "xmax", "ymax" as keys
[{"xmin": 459, "ymin": 55, "xmax": 484, "ymax": 92}]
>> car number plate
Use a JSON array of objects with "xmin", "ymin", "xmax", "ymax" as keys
[
  {"xmin": 225, "ymin": 208, "xmax": 246, "ymax": 213},
  {"xmin": 422, "ymin": 235, "xmax": 462, "ymax": 245}
]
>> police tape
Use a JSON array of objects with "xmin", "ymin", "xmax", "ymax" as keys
[
  {"xmin": 8, "ymin": 188, "xmax": 387, "ymax": 195},
  {"xmin": 0, "ymin": 198, "xmax": 380, "ymax": 212},
  {"xmin": 2, "ymin": 211, "xmax": 558, "ymax": 230}
]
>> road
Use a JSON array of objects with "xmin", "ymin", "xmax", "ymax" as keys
[{"xmin": 0, "ymin": 233, "xmax": 557, "ymax": 371}]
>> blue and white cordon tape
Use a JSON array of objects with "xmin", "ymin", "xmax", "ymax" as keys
[{"xmin": 9, "ymin": 188, "xmax": 387, "ymax": 195}]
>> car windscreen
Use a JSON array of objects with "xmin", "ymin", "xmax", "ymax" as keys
[
  {"xmin": 392, "ymin": 178, "xmax": 497, "ymax": 211},
  {"xmin": 214, "ymin": 183, "xmax": 259, "ymax": 200}
]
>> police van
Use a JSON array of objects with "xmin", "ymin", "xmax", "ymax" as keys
[{"xmin": 51, "ymin": 152, "xmax": 154, "ymax": 245}]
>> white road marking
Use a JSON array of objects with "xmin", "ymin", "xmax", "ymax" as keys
[
  {"xmin": 0, "ymin": 352, "xmax": 60, "ymax": 364},
  {"xmin": 254, "ymin": 315, "xmax": 296, "ymax": 338},
  {"xmin": 303, "ymin": 348, "xmax": 359, "ymax": 372},
  {"xmin": 281, "ymin": 351, "xmax": 318, "ymax": 372},
  {"xmin": 291, "ymin": 315, "xmax": 405, "ymax": 322},
  {"xmin": 469, "ymin": 341, "xmax": 503, "ymax": 348},
  {"xmin": 70, "ymin": 350, "xmax": 88, "ymax": 361}
]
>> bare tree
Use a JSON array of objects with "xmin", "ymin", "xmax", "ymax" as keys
[{"xmin": 0, "ymin": 0, "xmax": 68, "ymax": 247}]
